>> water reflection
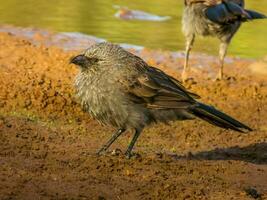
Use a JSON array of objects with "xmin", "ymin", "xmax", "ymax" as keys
[{"xmin": 0, "ymin": 0, "xmax": 266, "ymax": 58}]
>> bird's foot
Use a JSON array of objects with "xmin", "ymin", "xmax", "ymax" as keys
[
  {"xmin": 96, "ymin": 151, "xmax": 105, "ymax": 156},
  {"xmin": 96, "ymin": 147, "xmax": 107, "ymax": 156},
  {"xmin": 214, "ymin": 74, "xmax": 223, "ymax": 81},
  {"xmin": 125, "ymin": 151, "xmax": 141, "ymax": 159},
  {"xmin": 214, "ymin": 74, "xmax": 236, "ymax": 82},
  {"xmin": 215, "ymin": 70, "xmax": 224, "ymax": 81},
  {"xmin": 182, "ymin": 69, "xmax": 190, "ymax": 82},
  {"xmin": 111, "ymin": 148, "xmax": 123, "ymax": 156},
  {"xmin": 214, "ymin": 77, "xmax": 222, "ymax": 82},
  {"xmin": 182, "ymin": 70, "xmax": 196, "ymax": 84},
  {"xmin": 125, "ymin": 151, "xmax": 132, "ymax": 159},
  {"xmin": 97, "ymin": 148, "xmax": 123, "ymax": 156},
  {"xmin": 183, "ymin": 78, "xmax": 197, "ymax": 86},
  {"xmin": 182, "ymin": 74, "xmax": 188, "ymax": 83},
  {"xmin": 183, "ymin": 77, "xmax": 194, "ymax": 83}
]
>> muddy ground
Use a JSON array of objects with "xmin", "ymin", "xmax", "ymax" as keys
[{"xmin": 0, "ymin": 30, "xmax": 267, "ymax": 200}]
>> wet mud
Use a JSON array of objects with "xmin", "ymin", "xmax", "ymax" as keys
[{"xmin": 0, "ymin": 29, "xmax": 267, "ymax": 199}]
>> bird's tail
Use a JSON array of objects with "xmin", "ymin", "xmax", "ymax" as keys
[
  {"xmin": 245, "ymin": 10, "xmax": 267, "ymax": 20},
  {"xmin": 191, "ymin": 103, "xmax": 252, "ymax": 133}
]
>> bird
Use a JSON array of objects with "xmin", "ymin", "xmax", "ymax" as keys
[
  {"xmin": 182, "ymin": 0, "xmax": 266, "ymax": 81},
  {"xmin": 70, "ymin": 42, "xmax": 252, "ymax": 158}
]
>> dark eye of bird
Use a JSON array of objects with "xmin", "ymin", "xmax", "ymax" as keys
[{"xmin": 90, "ymin": 58, "xmax": 100, "ymax": 63}]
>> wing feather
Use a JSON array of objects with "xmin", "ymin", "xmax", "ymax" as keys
[
  {"xmin": 186, "ymin": 0, "xmax": 251, "ymax": 24},
  {"xmin": 185, "ymin": 0, "xmax": 244, "ymax": 7},
  {"xmin": 123, "ymin": 66, "xmax": 199, "ymax": 109}
]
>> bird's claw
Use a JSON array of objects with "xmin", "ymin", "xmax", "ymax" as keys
[
  {"xmin": 111, "ymin": 148, "xmax": 122, "ymax": 156},
  {"xmin": 182, "ymin": 71, "xmax": 189, "ymax": 83},
  {"xmin": 182, "ymin": 71, "xmax": 195, "ymax": 83},
  {"xmin": 125, "ymin": 151, "xmax": 141, "ymax": 159},
  {"xmin": 96, "ymin": 148, "xmax": 106, "ymax": 156},
  {"xmin": 215, "ymin": 70, "xmax": 224, "ymax": 81}
]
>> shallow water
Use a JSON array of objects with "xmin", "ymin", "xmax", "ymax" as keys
[{"xmin": 0, "ymin": 0, "xmax": 267, "ymax": 58}]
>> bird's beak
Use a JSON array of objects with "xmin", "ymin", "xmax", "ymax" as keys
[{"xmin": 70, "ymin": 54, "xmax": 88, "ymax": 66}]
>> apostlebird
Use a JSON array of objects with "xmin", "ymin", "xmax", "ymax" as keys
[
  {"xmin": 182, "ymin": 0, "xmax": 266, "ymax": 81},
  {"xmin": 70, "ymin": 42, "xmax": 252, "ymax": 158}
]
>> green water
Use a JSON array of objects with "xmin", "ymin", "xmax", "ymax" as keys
[{"xmin": 0, "ymin": 0, "xmax": 267, "ymax": 58}]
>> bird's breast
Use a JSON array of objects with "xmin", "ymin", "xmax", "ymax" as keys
[{"xmin": 74, "ymin": 71, "xmax": 130, "ymax": 127}]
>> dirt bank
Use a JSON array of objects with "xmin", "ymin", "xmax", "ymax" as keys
[{"xmin": 0, "ymin": 29, "xmax": 267, "ymax": 199}]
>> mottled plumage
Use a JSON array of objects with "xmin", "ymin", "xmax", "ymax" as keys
[
  {"xmin": 182, "ymin": 0, "xmax": 266, "ymax": 81},
  {"xmin": 71, "ymin": 42, "xmax": 252, "ymax": 158}
]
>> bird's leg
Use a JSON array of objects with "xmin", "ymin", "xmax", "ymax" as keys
[
  {"xmin": 182, "ymin": 34, "xmax": 195, "ymax": 82},
  {"xmin": 97, "ymin": 128, "xmax": 126, "ymax": 155},
  {"xmin": 217, "ymin": 42, "xmax": 229, "ymax": 80},
  {"xmin": 125, "ymin": 129, "xmax": 141, "ymax": 159}
]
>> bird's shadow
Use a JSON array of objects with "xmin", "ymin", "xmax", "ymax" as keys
[{"xmin": 171, "ymin": 142, "xmax": 267, "ymax": 165}]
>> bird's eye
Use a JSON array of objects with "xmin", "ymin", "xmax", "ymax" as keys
[{"xmin": 91, "ymin": 58, "xmax": 99, "ymax": 63}]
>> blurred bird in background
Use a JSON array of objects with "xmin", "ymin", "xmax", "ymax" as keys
[
  {"xmin": 182, "ymin": 0, "xmax": 266, "ymax": 81},
  {"xmin": 70, "ymin": 42, "xmax": 252, "ymax": 158}
]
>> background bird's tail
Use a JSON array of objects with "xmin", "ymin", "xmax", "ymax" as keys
[
  {"xmin": 191, "ymin": 103, "xmax": 252, "ymax": 133},
  {"xmin": 245, "ymin": 10, "xmax": 267, "ymax": 20}
]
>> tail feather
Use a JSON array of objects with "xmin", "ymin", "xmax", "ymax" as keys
[
  {"xmin": 191, "ymin": 103, "xmax": 252, "ymax": 133},
  {"xmin": 245, "ymin": 9, "xmax": 267, "ymax": 20}
]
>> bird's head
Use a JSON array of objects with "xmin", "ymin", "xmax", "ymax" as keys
[{"xmin": 70, "ymin": 42, "xmax": 128, "ymax": 70}]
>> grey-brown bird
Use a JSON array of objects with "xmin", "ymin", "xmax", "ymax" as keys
[
  {"xmin": 70, "ymin": 42, "xmax": 252, "ymax": 158},
  {"xmin": 182, "ymin": 0, "xmax": 266, "ymax": 81}
]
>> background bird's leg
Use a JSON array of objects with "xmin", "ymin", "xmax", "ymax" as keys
[
  {"xmin": 217, "ymin": 42, "xmax": 229, "ymax": 80},
  {"xmin": 125, "ymin": 129, "xmax": 141, "ymax": 158},
  {"xmin": 97, "ymin": 128, "xmax": 126, "ymax": 155},
  {"xmin": 182, "ymin": 34, "xmax": 195, "ymax": 82}
]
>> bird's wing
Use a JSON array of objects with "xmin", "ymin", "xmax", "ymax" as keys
[
  {"xmin": 185, "ymin": 0, "xmax": 243, "ymax": 7},
  {"xmin": 205, "ymin": 1, "xmax": 252, "ymax": 24},
  {"xmin": 185, "ymin": 0, "xmax": 250, "ymax": 24},
  {"xmin": 122, "ymin": 66, "xmax": 200, "ymax": 109}
]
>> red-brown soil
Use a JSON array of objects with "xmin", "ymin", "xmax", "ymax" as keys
[{"xmin": 0, "ymin": 30, "xmax": 267, "ymax": 200}]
